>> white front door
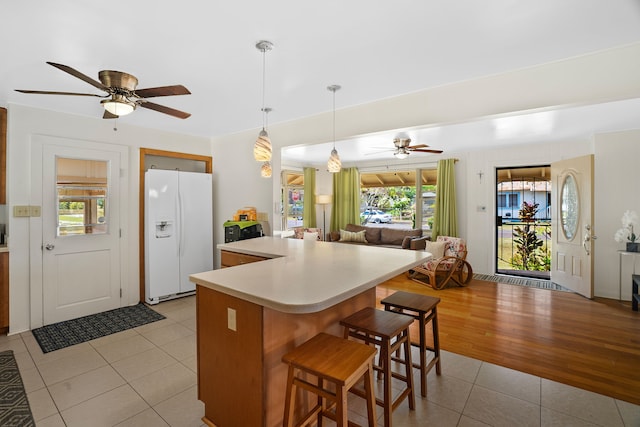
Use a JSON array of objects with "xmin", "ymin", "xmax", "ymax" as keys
[
  {"xmin": 551, "ymin": 155, "xmax": 595, "ymax": 298},
  {"xmin": 42, "ymin": 144, "xmax": 122, "ymax": 324}
]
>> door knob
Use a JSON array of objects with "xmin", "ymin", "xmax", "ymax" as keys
[{"xmin": 45, "ymin": 244, "xmax": 55, "ymax": 250}]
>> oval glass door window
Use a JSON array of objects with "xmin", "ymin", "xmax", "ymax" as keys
[{"xmin": 560, "ymin": 173, "xmax": 579, "ymax": 240}]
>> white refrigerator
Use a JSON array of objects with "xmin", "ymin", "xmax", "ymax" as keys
[{"xmin": 145, "ymin": 169, "xmax": 213, "ymax": 304}]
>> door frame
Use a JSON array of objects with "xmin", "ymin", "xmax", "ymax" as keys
[
  {"xmin": 30, "ymin": 135, "xmax": 129, "ymax": 329},
  {"xmin": 138, "ymin": 148, "xmax": 212, "ymax": 303}
]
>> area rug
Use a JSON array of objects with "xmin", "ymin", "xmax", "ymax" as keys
[
  {"xmin": 32, "ymin": 303, "xmax": 165, "ymax": 353},
  {"xmin": 473, "ymin": 273, "xmax": 571, "ymax": 292},
  {"xmin": 0, "ymin": 350, "xmax": 35, "ymax": 427}
]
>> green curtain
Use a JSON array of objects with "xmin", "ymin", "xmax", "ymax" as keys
[
  {"xmin": 302, "ymin": 167, "xmax": 317, "ymax": 228},
  {"xmin": 432, "ymin": 159, "xmax": 458, "ymax": 239},
  {"xmin": 330, "ymin": 167, "xmax": 361, "ymax": 231}
]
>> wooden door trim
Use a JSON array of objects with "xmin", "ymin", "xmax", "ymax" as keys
[
  {"xmin": 0, "ymin": 107, "xmax": 6, "ymax": 204},
  {"xmin": 139, "ymin": 148, "xmax": 212, "ymax": 303}
]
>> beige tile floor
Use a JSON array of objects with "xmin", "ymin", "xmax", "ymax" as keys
[{"xmin": 1, "ymin": 295, "xmax": 639, "ymax": 426}]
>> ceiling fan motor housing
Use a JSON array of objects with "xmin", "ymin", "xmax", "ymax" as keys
[{"xmin": 99, "ymin": 70, "xmax": 138, "ymax": 93}]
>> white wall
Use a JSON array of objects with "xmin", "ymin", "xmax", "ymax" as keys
[
  {"xmin": 7, "ymin": 104, "xmax": 210, "ymax": 333},
  {"xmin": 594, "ymin": 129, "xmax": 640, "ymax": 299}
]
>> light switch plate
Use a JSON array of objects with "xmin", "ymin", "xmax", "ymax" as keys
[
  {"xmin": 227, "ymin": 308, "xmax": 237, "ymax": 331},
  {"xmin": 13, "ymin": 206, "xmax": 30, "ymax": 217},
  {"xmin": 29, "ymin": 206, "xmax": 41, "ymax": 217}
]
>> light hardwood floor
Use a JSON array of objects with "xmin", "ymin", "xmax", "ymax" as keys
[{"xmin": 377, "ymin": 275, "xmax": 640, "ymax": 406}]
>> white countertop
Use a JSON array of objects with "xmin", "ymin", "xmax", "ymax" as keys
[
  {"xmin": 0, "ymin": 246, "xmax": 8, "ymax": 253},
  {"xmin": 190, "ymin": 237, "xmax": 432, "ymax": 314}
]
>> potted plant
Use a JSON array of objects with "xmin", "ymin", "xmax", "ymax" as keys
[{"xmin": 614, "ymin": 210, "xmax": 640, "ymax": 252}]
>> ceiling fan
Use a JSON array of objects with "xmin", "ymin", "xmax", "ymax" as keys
[
  {"xmin": 391, "ymin": 138, "xmax": 443, "ymax": 159},
  {"xmin": 16, "ymin": 61, "xmax": 191, "ymax": 119}
]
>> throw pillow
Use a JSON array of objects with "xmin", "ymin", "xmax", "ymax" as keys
[
  {"xmin": 303, "ymin": 231, "xmax": 319, "ymax": 241},
  {"xmin": 339, "ymin": 229, "xmax": 368, "ymax": 243},
  {"xmin": 424, "ymin": 240, "xmax": 447, "ymax": 259},
  {"xmin": 401, "ymin": 236, "xmax": 413, "ymax": 249}
]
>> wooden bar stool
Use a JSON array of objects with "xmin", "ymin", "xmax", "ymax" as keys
[
  {"xmin": 381, "ymin": 291, "xmax": 441, "ymax": 397},
  {"xmin": 282, "ymin": 332, "xmax": 377, "ymax": 427},
  {"xmin": 340, "ymin": 307, "xmax": 415, "ymax": 427}
]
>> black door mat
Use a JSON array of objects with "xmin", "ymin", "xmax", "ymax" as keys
[
  {"xmin": 0, "ymin": 350, "xmax": 35, "ymax": 426},
  {"xmin": 31, "ymin": 303, "xmax": 166, "ymax": 353},
  {"xmin": 473, "ymin": 273, "xmax": 570, "ymax": 291}
]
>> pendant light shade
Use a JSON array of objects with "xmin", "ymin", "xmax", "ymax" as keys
[
  {"xmin": 254, "ymin": 41, "xmax": 273, "ymax": 163},
  {"xmin": 260, "ymin": 161, "xmax": 272, "ymax": 178},
  {"xmin": 254, "ymin": 107, "xmax": 272, "ymax": 161},
  {"xmin": 327, "ymin": 84, "xmax": 341, "ymax": 173},
  {"xmin": 327, "ymin": 148, "xmax": 341, "ymax": 173}
]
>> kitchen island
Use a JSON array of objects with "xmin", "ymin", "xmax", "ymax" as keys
[{"xmin": 190, "ymin": 237, "xmax": 431, "ymax": 427}]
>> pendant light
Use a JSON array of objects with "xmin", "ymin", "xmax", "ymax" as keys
[
  {"xmin": 327, "ymin": 84, "xmax": 341, "ymax": 173},
  {"xmin": 261, "ymin": 161, "xmax": 272, "ymax": 178},
  {"xmin": 254, "ymin": 40, "xmax": 273, "ymax": 163}
]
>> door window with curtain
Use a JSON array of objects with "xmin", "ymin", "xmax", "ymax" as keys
[
  {"xmin": 56, "ymin": 158, "xmax": 108, "ymax": 236},
  {"xmin": 281, "ymin": 170, "xmax": 304, "ymax": 229}
]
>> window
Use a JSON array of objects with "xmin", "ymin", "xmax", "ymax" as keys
[
  {"xmin": 498, "ymin": 193, "xmax": 519, "ymax": 208},
  {"xmin": 56, "ymin": 158, "xmax": 108, "ymax": 236},
  {"xmin": 281, "ymin": 171, "xmax": 304, "ymax": 229},
  {"xmin": 360, "ymin": 168, "xmax": 436, "ymax": 231}
]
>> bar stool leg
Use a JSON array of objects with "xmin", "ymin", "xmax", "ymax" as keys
[
  {"xmin": 381, "ymin": 341, "xmax": 393, "ymax": 427},
  {"xmin": 363, "ymin": 365, "xmax": 376, "ymax": 427},
  {"xmin": 283, "ymin": 365, "xmax": 296, "ymax": 427},
  {"xmin": 403, "ymin": 329, "xmax": 415, "ymax": 410},
  {"xmin": 433, "ymin": 307, "xmax": 442, "ymax": 375},
  {"xmin": 418, "ymin": 314, "xmax": 427, "ymax": 397}
]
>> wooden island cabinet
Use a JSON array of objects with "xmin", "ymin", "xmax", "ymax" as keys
[
  {"xmin": 0, "ymin": 251, "xmax": 8, "ymax": 334},
  {"xmin": 190, "ymin": 237, "xmax": 431, "ymax": 427}
]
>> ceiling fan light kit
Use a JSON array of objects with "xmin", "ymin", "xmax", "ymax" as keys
[
  {"xmin": 101, "ymin": 95, "xmax": 135, "ymax": 116},
  {"xmin": 254, "ymin": 41, "xmax": 274, "ymax": 169},
  {"xmin": 327, "ymin": 84, "xmax": 342, "ymax": 173},
  {"xmin": 393, "ymin": 149, "xmax": 409, "ymax": 160}
]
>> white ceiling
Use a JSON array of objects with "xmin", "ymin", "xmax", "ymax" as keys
[{"xmin": 4, "ymin": 1, "xmax": 640, "ymax": 163}]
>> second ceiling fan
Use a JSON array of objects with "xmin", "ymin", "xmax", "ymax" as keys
[
  {"xmin": 392, "ymin": 138, "xmax": 443, "ymax": 159},
  {"xmin": 16, "ymin": 61, "xmax": 191, "ymax": 119}
]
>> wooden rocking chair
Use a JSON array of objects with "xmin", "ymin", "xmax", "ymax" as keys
[{"xmin": 408, "ymin": 236, "xmax": 473, "ymax": 290}]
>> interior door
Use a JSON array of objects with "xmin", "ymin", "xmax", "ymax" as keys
[
  {"xmin": 42, "ymin": 145, "xmax": 121, "ymax": 324},
  {"xmin": 551, "ymin": 155, "xmax": 595, "ymax": 298}
]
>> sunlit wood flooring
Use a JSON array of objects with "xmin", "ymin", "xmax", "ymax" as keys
[{"xmin": 377, "ymin": 275, "xmax": 640, "ymax": 406}]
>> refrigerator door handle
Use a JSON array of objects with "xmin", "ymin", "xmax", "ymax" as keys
[{"xmin": 178, "ymin": 190, "xmax": 185, "ymax": 257}]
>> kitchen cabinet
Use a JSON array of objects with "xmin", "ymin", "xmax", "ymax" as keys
[
  {"xmin": 220, "ymin": 250, "xmax": 268, "ymax": 268},
  {"xmin": 0, "ymin": 252, "xmax": 8, "ymax": 333}
]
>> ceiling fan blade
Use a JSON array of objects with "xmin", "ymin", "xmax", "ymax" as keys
[
  {"xmin": 15, "ymin": 89, "xmax": 105, "ymax": 97},
  {"xmin": 46, "ymin": 61, "xmax": 109, "ymax": 92},
  {"xmin": 103, "ymin": 110, "xmax": 119, "ymax": 119},
  {"xmin": 410, "ymin": 148, "xmax": 444, "ymax": 154},
  {"xmin": 139, "ymin": 101, "xmax": 191, "ymax": 119},
  {"xmin": 407, "ymin": 144, "xmax": 428, "ymax": 149},
  {"xmin": 135, "ymin": 85, "xmax": 191, "ymax": 98}
]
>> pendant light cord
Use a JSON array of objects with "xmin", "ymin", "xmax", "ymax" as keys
[
  {"xmin": 261, "ymin": 47, "xmax": 266, "ymax": 130},
  {"xmin": 332, "ymin": 88, "xmax": 336, "ymax": 149}
]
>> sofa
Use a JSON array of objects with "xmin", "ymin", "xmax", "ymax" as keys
[{"xmin": 327, "ymin": 224, "xmax": 429, "ymax": 250}]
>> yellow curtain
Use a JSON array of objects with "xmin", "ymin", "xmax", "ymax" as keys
[
  {"xmin": 330, "ymin": 167, "xmax": 361, "ymax": 231},
  {"xmin": 302, "ymin": 167, "xmax": 317, "ymax": 228},
  {"xmin": 432, "ymin": 159, "xmax": 457, "ymax": 239}
]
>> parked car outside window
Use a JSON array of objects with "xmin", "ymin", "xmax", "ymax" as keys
[{"xmin": 361, "ymin": 209, "xmax": 392, "ymax": 224}]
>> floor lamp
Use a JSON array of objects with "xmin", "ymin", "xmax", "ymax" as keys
[{"xmin": 316, "ymin": 195, "xmax": 332, "ymax": 241}]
